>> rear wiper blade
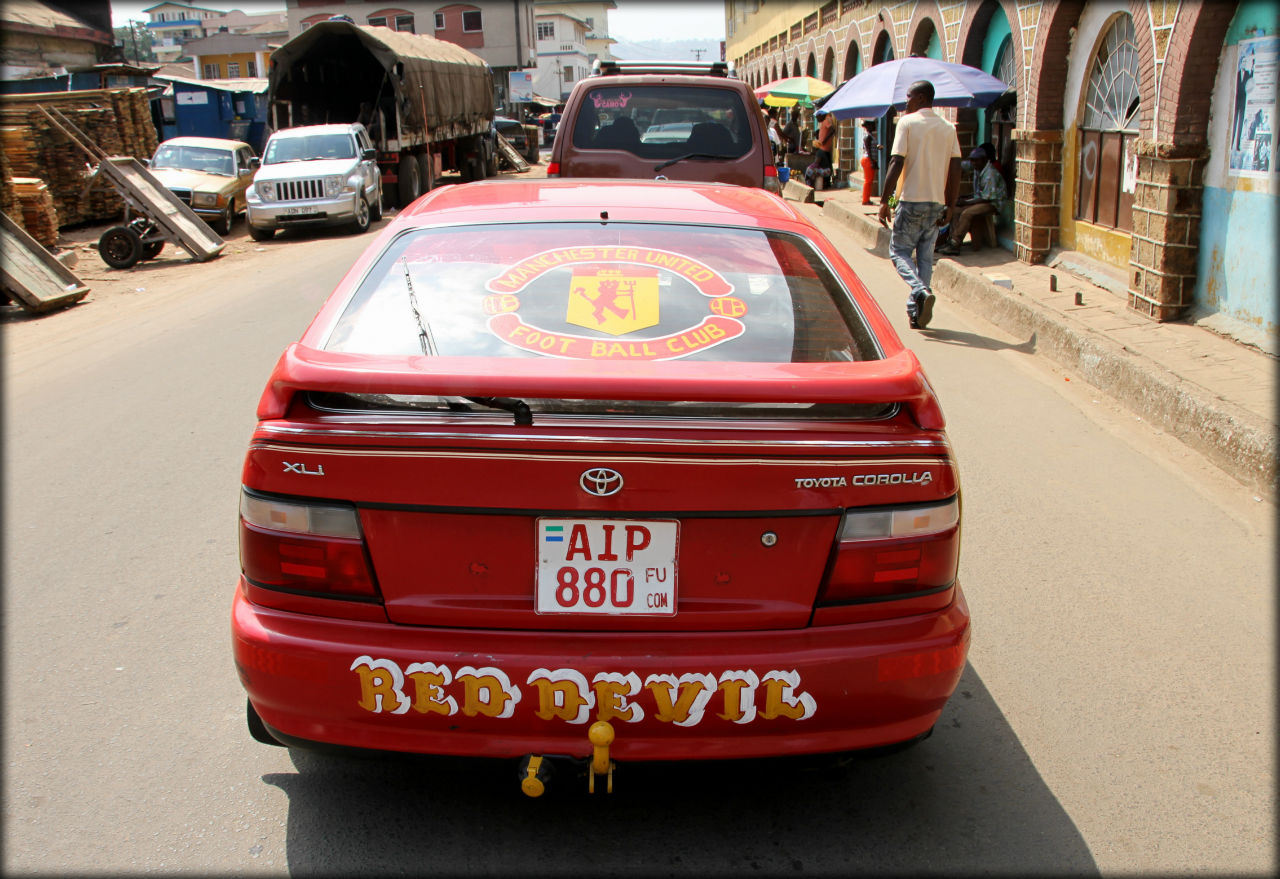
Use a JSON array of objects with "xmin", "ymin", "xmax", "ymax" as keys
[
  {"xmin": 400, "ymin": 258, "xmax": 532, "ymax": 426},
  {"xmin": 465, "ymin": 396, "xmax": 533, "ymax": 426},
  {"xmin": 654, "ymin": 152, "xmax": 733, "ymax": 172}
]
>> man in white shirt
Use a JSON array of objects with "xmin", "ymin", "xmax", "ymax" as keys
[{"xmin": 877, "ymin": 80, "xmax": 962, "ymax": 329}]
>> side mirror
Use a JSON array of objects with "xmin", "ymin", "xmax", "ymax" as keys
[
  {"xmin": 362, "ymin": 148, "xmax": 376, "ymax": 161},
  {"xmin": 249, "ymin": 157, "xmax": 261, "ymax": 169}
]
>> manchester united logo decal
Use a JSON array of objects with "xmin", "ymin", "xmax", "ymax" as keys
[{"xmin": 483, "ymin": 246, "xmax": 746, "ymax": 360}]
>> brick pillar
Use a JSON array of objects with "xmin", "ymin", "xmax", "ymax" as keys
[
  {"xmin": 1011, "ymin": 129, "xmax": 1063, "ymax": 264},
  {"xmin": 1127, "ymin": 140, "xmax": 1206, "ymax": 321}
]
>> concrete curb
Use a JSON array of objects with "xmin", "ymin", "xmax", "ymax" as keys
[{"xmin": 820, "ymin": 199, "xmax": 1277, "ymax": 499}]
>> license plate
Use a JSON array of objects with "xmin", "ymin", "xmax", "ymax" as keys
[
  {"xmin": 536, "ymin": 519, "xmax": 678, "ymax": 615},
  {"xmin": 284, "ymin": 206, "xmax": 315, "ymax": 216}
]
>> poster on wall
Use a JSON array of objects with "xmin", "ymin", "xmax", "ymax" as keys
[
  {"xmin": 1229, "ymin": 35, "xmax": 1278, "ymax": 177},
  {"xmin": 509, "ymin": 71, "xmax": 534, "ymax": 103}
]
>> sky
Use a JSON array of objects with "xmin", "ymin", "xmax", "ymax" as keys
[{"xmin": 110, "ymin": 1, "xmax": 727, "ymax": 44}]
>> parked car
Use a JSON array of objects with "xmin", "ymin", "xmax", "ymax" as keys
[
  {"xmin": 244, "ymin": 122, "xmax": 382, "ymax": 241},
  {"xmin": 548, "ymin": 60, "xmax": 780, "ymax": 193},
  {"xmin": 147, "ymin": 136, "xmax": 257, "ymax": 236},
  {"xmin": 493, "ymin": 116, "xmax": 541, "ymax": 164},
  {"xmin": 233, "ymin": 178, "xmax": 968, "ymax": 794}
]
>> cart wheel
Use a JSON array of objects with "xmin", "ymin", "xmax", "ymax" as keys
[
  {"xmin": 141, "ymin": 240, "xmax": 164, "ymax": 260},
  {"xmin": 98, "ymin": 225, "xmax": 142, "ymax": 269}
]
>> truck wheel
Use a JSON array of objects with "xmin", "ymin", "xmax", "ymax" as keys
[
  {"xmin": 349, "ymin": 195, "xmax": 371, "ymax": 234},
  {"xmin": 397, "ymin": 154, "xmax": 422, "ymax": 207},
  {"xmin": 485, "ymin": 142, "xmax": 499, "ymax": 177},
  {"xmin": 416, "ymin": 152, "xmax": 434, "ymax": 193},
  {"xmin": 248, "ymin": 224, "xmax": 274, "ymax": 242},
  {"xmin": 98, "ymin": 225, "xmax": 142, "ymax": 269}
]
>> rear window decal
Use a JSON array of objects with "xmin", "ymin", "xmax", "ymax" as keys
[{"xmin": 485, "ymin": 246, "xmax": 746, "ymax": 360}]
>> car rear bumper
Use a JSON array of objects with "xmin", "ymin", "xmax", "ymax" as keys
[{"xmin": 232, "ymin": 582, "xmax": 970, "ymax": 761}]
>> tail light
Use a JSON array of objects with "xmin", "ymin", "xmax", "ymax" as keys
[
  {"xmin": 546, "ymin": 161, "xmax": 561, "ymax": 177},
  {"xmin": 239, "ymin": 489, "xmax": 379, "ymax": 599},
  {"xmin": 817, "ymin": 498, "xmax": 960, "ymax": 604},
  {"xmin": 764, "ymin": 163, "xmax": 779, "ymax": 178}
]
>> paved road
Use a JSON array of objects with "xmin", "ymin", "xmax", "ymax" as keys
[{"xmin": 3, "ymin": 201, "xmax": 1273, "ymax": 875}]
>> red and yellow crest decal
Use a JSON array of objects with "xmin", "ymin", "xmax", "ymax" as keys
[{"xmin": 483, "ymin": 246, "xmax": 746, "ymax": 361}]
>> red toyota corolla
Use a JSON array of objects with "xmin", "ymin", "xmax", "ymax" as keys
[{"xmin": 233, "ymin": 178, "xmax": 969, "ymax": 793}]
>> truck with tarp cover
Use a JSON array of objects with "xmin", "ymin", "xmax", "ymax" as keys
[{"xmin": 266, "ymin": 20, "xmax": 496, "ymax": 207}]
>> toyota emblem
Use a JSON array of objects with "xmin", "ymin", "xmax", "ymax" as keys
[{"xmin": 580, "ymin": 468, "xmax": 623, "ymax": 497}]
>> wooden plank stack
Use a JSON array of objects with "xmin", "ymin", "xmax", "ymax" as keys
[
  {"xmin": 10, "ymin": 177, "xmax": 59, "ymax": 247},
  {"xmin": 0, "ymin": 88, "xmax": 158, "ymax": 230}
]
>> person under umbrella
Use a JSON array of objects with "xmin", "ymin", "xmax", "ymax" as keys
[
  {"xmin": 876, "ymin": 80, "xmax": 962, "ymax": 330},
  {"xmin": 936, "ymin": 145, "xmax": 1008, "ymax": 255}
]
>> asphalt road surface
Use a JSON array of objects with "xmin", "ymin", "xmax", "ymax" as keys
[{"xmin": 4, "ymin": 191, "xmax": 1273, "ymax": 875}]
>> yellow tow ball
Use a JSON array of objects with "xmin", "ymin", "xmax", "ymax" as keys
[
  {"xmin": 519, "ymin": 754, "xmax": 551, "ymax": 797},
  {"xmin": 588, "ymin": 720, "xmax": 615, "ymax": 794}
]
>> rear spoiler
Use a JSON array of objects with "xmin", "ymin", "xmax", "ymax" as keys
[{"xmin": 257, "ymin": 343, "xmax": 946, "ymax": 430}]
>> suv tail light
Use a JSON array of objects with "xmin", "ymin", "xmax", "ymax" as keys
[
  {"xmin": 239, "ymin": 490, "xmax": 379, "ymax": 599},
  {"xmin": 546, "ymin": 161, "xmax": 561, "ymax": 177},
  {"xmin": 817, "ymin": 498, "xmax": 960, "ymax": 604}
]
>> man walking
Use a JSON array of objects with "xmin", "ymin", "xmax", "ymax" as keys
[{"xmin": 877, "ymin": 80, "xmax": 961, "ymax": 329}]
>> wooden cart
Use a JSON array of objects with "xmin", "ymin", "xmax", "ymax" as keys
[
  {"xmin": 0, "ymin": 211, "xmax": 89, "ymax": 313},
  {"xmin": 39, "ymin": 105, "xmax": 225, "ymax": 270}
]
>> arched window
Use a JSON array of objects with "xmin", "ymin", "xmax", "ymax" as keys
[{"xmin": 1076, "ymin": 14, "xmax": 1140, "ymax": 231}]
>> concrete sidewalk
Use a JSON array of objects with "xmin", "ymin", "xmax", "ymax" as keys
[{"xmin": 789, "ymin": 181, "xmax": 1277, "ymax": 499}]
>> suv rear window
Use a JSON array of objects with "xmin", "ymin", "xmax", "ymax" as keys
[
  {"xmin": 570, "ymin": 85, "xmax": 753, "ymax": 160},
  {"xmin": 325, "ymin": 222, "xmax": 879, "ymax": 365}
]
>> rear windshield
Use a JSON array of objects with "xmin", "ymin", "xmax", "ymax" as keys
[
  {"xmin": 326, "ymin": 221, "xmax": 879, "ymax": 364},
  {"xmin": 570, "ymin": 85, "xmax": 754, "ymax": 160},
  {"xmin": 263, "ymin": 133, "xmax": 355, "ymax": 164},
  {"xmin": 319, "ymin": 221, "xmax": 887, "ymax": 420}
]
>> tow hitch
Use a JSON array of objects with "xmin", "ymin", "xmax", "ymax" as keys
[{"xmin": 517, "ymin": 720, "xmax": 617, "ymax": 797}]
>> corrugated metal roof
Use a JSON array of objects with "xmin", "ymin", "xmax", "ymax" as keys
[{"xmin": 156, "ymin": 73, "xmax": 270, "ymax": 94}]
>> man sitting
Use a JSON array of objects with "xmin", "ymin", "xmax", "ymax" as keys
[{"xmin": 935, "ymin": 146, "xmax": 1007, "ymax": 254}]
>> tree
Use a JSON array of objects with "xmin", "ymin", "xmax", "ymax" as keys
[{"xmin": 113, "ymin": 22, "xmax": 156, "ymax": 64}]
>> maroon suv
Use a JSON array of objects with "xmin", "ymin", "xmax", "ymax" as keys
[{"xmin": 547, "ymin": 60, "xmax": 781, "ymax": 194}]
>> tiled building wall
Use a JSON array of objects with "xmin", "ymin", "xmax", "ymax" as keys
[{"xmin": 727, "ymin": 0, "xmax": 1250, "ymax": 326}]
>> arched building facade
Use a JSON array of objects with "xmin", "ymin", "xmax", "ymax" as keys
[{"xmin": 727, "ymin": 0, "xmax": 1276, "ymax": 346}]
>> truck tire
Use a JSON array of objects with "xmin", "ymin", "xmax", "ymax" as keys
[
  {"xmin": 416, "ymin": 152, "xmax": 434, "ymax": 193},
  {"xmin": 98, "ymin": 225, "xmax": 141, "ymax": 269},
  {"xmin": 485, "ymin": 140, "xmax": 499, "ymax": 177},
  {"xmin": 397, "ymin": 154, "xmax": 422, "ymax": 207}
]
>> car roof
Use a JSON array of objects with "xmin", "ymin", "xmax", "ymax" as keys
[
  {"xmin": 397, "ymin": 179, "xmax": 805, "ymax": 228},
  {"xmin": 157, "ymin": 136, "xmax": 249, "ymax": 150},
  {"xmin": 269, "ymin": 124, "xmax": 361, "ymax": 138}
]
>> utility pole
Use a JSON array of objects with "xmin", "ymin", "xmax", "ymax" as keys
[
  {"xmin": 128, "ymin": 20, "xmax": 139, "ymax": 64},
  {"xmin": 691, "ymin": 48, "xmax": 706, "ymax": 61}
]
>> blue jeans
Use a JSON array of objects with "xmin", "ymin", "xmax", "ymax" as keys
[{"xmin": 890, "ymin": 201, "xmax": 946, "ymax": 311}]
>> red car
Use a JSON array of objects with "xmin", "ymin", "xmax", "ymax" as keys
[{"xmin": 233, "ymin": 179, "xmax": 969, "ymax": 793}]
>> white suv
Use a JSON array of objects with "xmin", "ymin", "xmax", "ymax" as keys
[{"xmin": 246, "ymin": 123, "xmax": 382, "ymax": 240}]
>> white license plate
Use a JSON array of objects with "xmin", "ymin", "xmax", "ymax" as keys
[
  {"xmin": 536, "ymin": 519, "xmax": 678, "ymax": 615},
  {"xmin": 284, "ymin": 206, "xmax": 314, "ymax": 215}
]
